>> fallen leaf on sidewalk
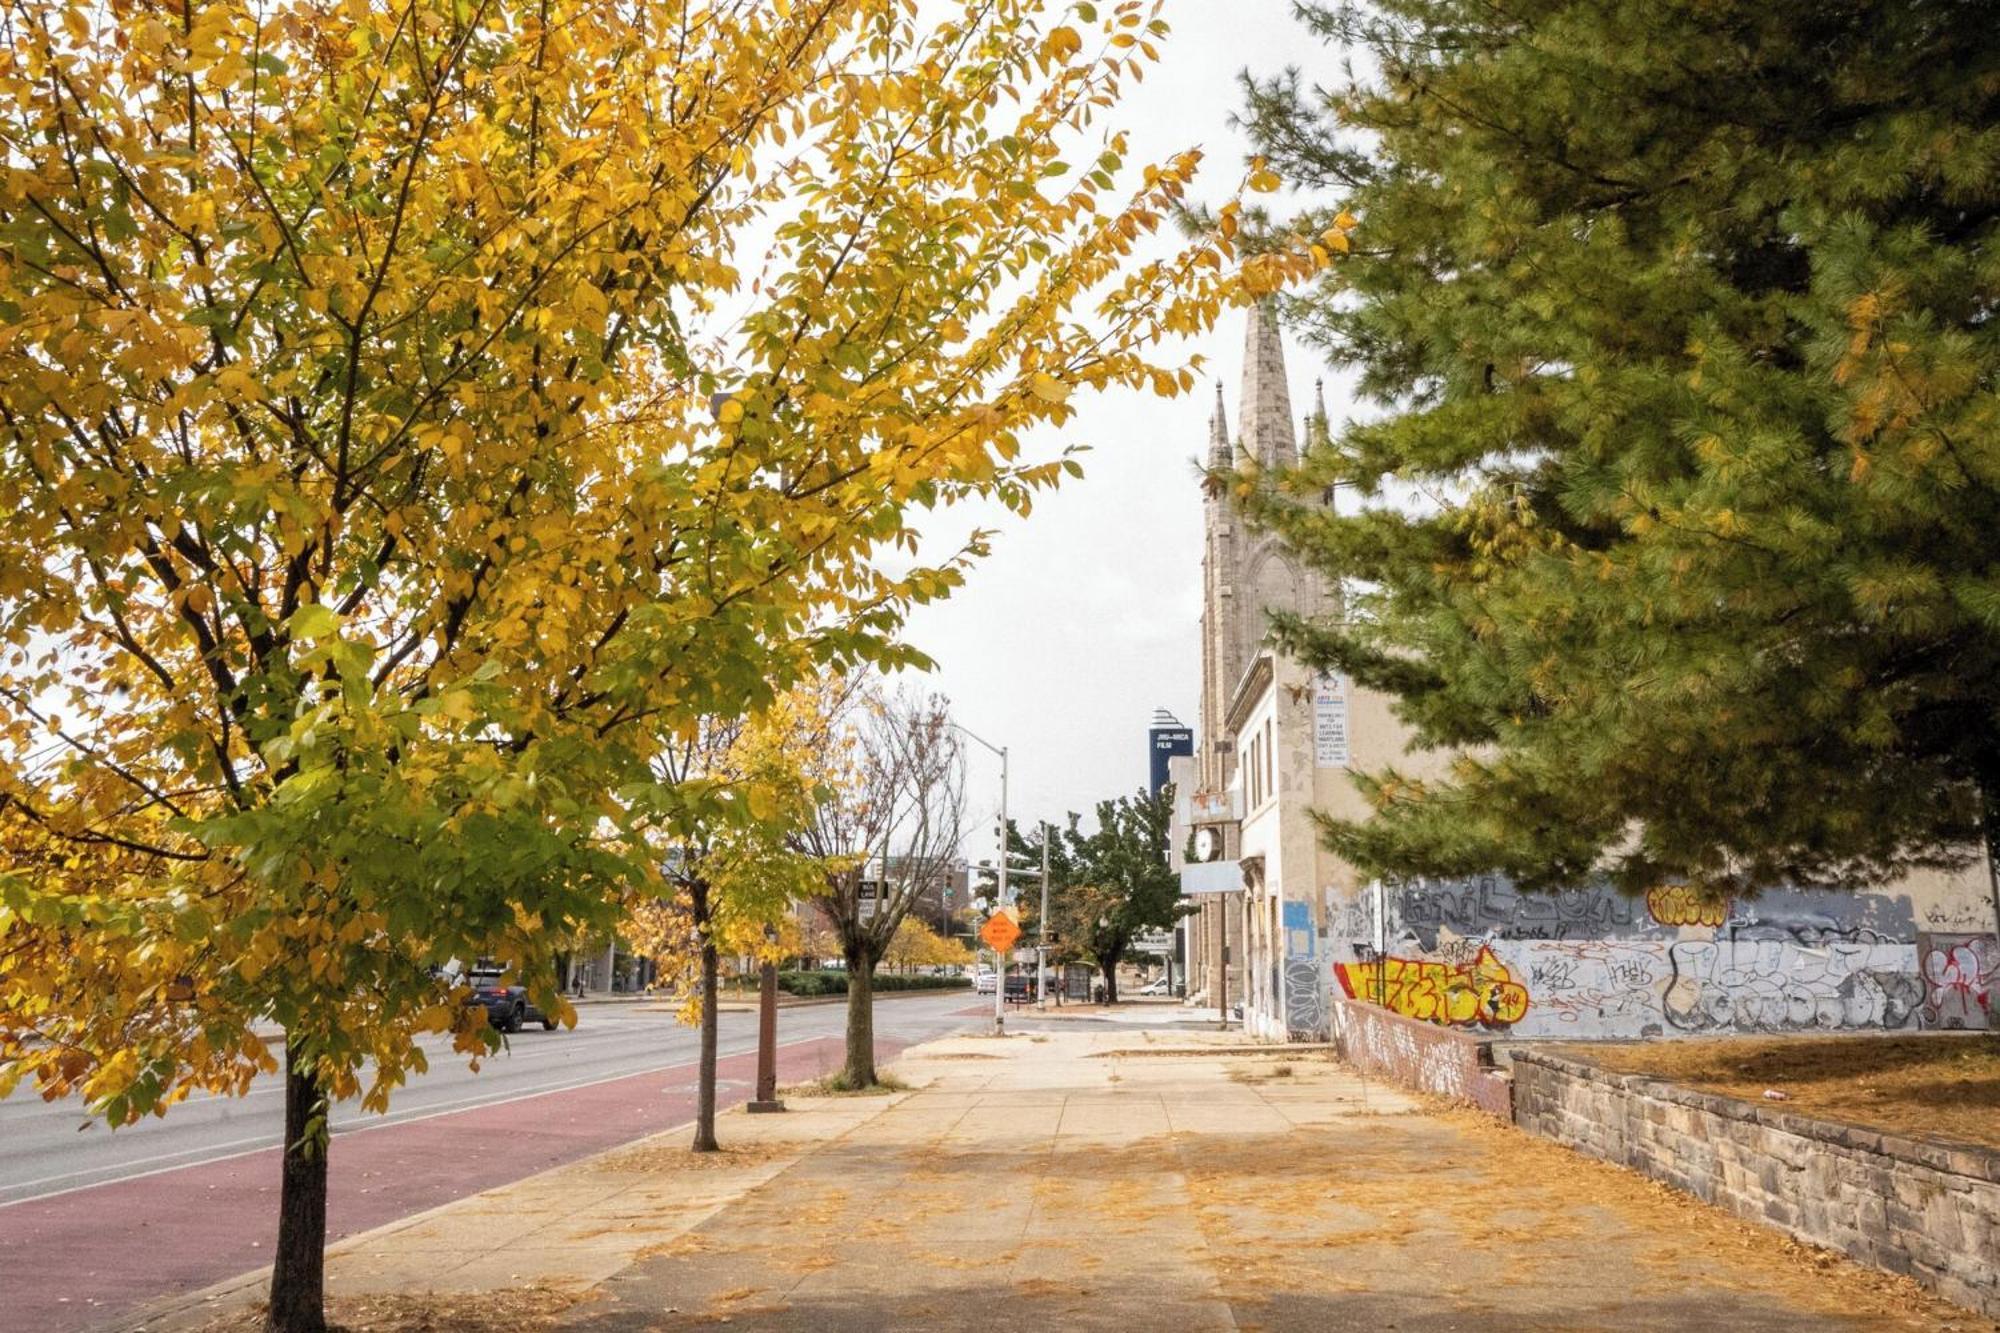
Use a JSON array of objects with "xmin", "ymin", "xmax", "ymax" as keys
[{"xmin": 193, "ymin": 1285, "xmax": 576, "ymax": 1333}]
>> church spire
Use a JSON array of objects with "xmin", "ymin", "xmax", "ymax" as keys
[
  {"xmin": 1207, "ymin": 380, "xmax": 1230, "ymax": 468},
  {"xmin": 1238, "ymin": 300, "xmax": 1296, "ymax": 470}
]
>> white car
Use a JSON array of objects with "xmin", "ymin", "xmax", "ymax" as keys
[
  {"xmin": 1136, "ymin": 977, "xmax": 1171, "ymax": 996},
  {"xmin": 972, "ymin": 967, "xmax": 997, "ymax": 994}
]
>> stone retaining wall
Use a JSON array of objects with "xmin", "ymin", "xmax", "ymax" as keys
[
  {"xmin": 1511, "ymin": 1050, "xmax": 2000, "ymax": 1319},
  {"xmin": 1327, "ymin": 997, "xmax": 1512, "ymax": 1118}
]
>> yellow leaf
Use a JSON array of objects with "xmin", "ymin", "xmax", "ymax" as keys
[{"xmin": 1029, "ymin": 373, "xmax": 1071, "ymax": 404}]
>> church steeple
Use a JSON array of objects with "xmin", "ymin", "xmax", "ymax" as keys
[
  {"xmin": 1239, "ymin": 299, "xmax": 1296, "ymax": 471},
  {"xmin": 1207, "ymin": 381, "xmax": 1230, "ymax": 468}
]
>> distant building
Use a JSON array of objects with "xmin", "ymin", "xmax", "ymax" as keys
[{"xmin": 1148, "ymin": 708, "xmax": 1192, "ymax": 796}]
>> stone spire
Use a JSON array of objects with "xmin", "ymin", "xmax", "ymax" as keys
[
  {"xmin": 1207, "ymin": 381, "xmax": 1231, "ymax": 468},
  {"xmin": 1238, "ymin": 300, "xmax": 1296, "ymax": 470}
]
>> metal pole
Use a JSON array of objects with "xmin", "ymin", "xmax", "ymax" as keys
[
  {"xmin": 994, "ymin": 745, "xmax": 1009, "ymax": 1036},
  {"xmin": 1037, "ymin": 821, "xmax": 1050, "ymax": 1007}
]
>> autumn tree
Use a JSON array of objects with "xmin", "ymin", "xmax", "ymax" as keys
[
  {"xmin": 0, "ymin": 0, "xmax": 1302, "ymax": 1327},
  {"xmin": 797, "ymin": 684, "xmax": 964, "ymax": 1087},
  {"xmin": 883, "ymin": 914, "xmax": 972, "ymax": 972},
  {"xmin": 624, "ymin": 694, "xmax": 827, "ymax": 1152},
  {"xmin": 1033, "ymin": 786, "xmax": 1179, "ymax": 1002},
  {"xmin": 1234, "ymin": 0, "xmax": 2000, "ymax": 905}
]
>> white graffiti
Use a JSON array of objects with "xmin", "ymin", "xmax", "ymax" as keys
[{"xmin": 1663, "ymin": 931, "xmax": 1920, "ymax": 1032}]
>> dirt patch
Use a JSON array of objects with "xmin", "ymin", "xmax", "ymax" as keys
[
  {"xmin": 593, "ymin": 1141, "xmax": 791, "ymax": 1174},
  {"xmin": 194, "ymin": 1286, "xmax": 577, "ymax": 1332},
  {"xmin": 911, "ymin": 1051, "xmax": 1003, "ymax": 1061},
  {"xmin": 778, "ymin": 1072, "xmax": 911, "ymax": 1096},
  {"xmin": 1557, "ymin": 1033, "xmax": 2000, "ymax": 1150},
  {"xmin": 1228, "ymin": 1062, "xmax": 1296, "ymax": 1084}
]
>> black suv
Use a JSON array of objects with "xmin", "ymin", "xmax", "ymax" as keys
[{"xmin": 463, "ymin": 970, "xmax": 557, "ymax": 1033}]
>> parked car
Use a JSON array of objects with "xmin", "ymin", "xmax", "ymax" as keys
[
  {"xmin": 972, "ymin": 966, "xmax": 997, "ymax": 994},
  {"xmin": 463, "ymin": 970, "xmax": 557, "ymax": 1032},
  {"xmin": 1003, "ymin": 973, "xmax": 1035, "ymax": 1003},
  {"xmin": 1136, "ymin": 976, "xmax": 1171, "ymax": 996}
]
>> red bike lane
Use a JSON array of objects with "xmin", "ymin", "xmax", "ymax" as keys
[{"xmin": 1, "ymin": 1034, "xmax": 903, "ymax": 1332}]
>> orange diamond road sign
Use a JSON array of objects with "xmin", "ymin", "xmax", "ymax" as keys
[{"xmin": 979, "ymin": 912, "xmax": 1021, "ymax": 953}]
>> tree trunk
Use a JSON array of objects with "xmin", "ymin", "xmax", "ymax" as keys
[
  {"xmin": 1982, "ymin": 779, "xmax": 2000, "ymax": 967},
  {"xmin": 696, "ymin": 928, "xmax": 720, "ymax": 1144},
  {"xmin": 692, "ymin": 880, "xmax": 720, "ymax": 1153},
  {"xmin": 842, "ymin": 945, "xmax": 876, "ymax": 1089},
  {"xmin": 1097, "ymin": 948, "xmax": 1124, "ymax": 1003},
  {"xmin": 267, "ymin": 1042, "xmax": 329, "ymax": 1333}
]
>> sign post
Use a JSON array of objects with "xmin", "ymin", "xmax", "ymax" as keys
[{"xmin": 980, "ymin": 909, "xmax": 1020, "ymax": 1031}]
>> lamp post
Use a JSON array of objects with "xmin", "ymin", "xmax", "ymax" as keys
[
  {"xmin": 949, "ymin": 720, "xmax": 1009, "ymax": 1037},
  {"xmin": 1037, "ymin": 823, "xmax": 1051, "ymax": 1007}
]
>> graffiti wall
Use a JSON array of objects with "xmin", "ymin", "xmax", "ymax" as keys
[
  {"xmin": 1281, "ymin": 900, "xmax": 1327, "ymax": 1040},
  {"xmin": 1326, "ymin": 875, "xmax": 1995, "ymax": 1040}
]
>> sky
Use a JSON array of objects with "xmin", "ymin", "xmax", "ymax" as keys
[{"xmin": 892, "ymin": 1, "xmax": 1338, "ymax": 844}]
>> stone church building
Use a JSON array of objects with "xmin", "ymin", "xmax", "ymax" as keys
[{"xmin": 1171, "ymin": 307, "xmax": 1997, "ymax": 1043}]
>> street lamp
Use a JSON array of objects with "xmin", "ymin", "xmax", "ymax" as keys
[{"xmin": 948, "ymin": 720, "xmax": 1009, "ymax": 1037}]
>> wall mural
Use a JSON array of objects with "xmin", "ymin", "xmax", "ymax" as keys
[{"xmin": 1326, "ymin": 877, "xmax": 1992, "ymax": 1040}]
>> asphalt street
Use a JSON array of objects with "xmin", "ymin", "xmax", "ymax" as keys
[{"xmin": 0, "ymin": 992, "xmax": 987, "ymax": 1331}]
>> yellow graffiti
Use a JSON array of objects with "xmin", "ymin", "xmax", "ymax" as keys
[
  {"xmin": 1334, "ymin": 945, "xmax": 1530, "ymax": 1029},
  {"xmin": 1646, "ymin": 885, "xmax": 1729, "ymax": 928}
]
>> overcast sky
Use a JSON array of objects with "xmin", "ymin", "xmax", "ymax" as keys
[{"xmin": 891, "ymin": 1, "xmax": 1335, "ymax": 847}]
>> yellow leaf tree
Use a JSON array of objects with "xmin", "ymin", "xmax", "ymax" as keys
[
  {"xmin": 622, "ymin": 686, "xmax": 837, "ymax": 1152},
  {"xmin": 0, "ymin": 0, "xmax": 1306, "ymax": 1328}
]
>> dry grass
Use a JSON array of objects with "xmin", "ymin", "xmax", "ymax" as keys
[
  {"xmin": 1165, "ymin": 1110, "xmax": 1982, "ymax": 1329},
  {"xmin": 1561, "ymin": 1033, "xmax": 2000, "ymax": 1150},
  {"xmin": 778, "ymin": 1071, "xmax": 912, "ymax": 1096},
  {"xmin": 194, "ymin": 1286, "xmax": 576, "ymax": 1333}
]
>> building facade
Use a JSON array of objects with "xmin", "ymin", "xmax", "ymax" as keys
[{"xmin": 1177, "ymin": 307, "xmax": 1999, "ymax": 1042}]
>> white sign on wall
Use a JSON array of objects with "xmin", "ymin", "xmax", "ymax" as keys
[{"xmin": 1313, "ymin": 672, "xmax": 1350, "ymax": 767}]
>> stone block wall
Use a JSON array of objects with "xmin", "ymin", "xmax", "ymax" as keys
[
  {"xmin": 1511, "ymin": 1050, "xmax": 2000, "ymax": 1319},
  {"xmin": 1328, "ymin": 997, "xmax": 1512, "ymax": 1119}
]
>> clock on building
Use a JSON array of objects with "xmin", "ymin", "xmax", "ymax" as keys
[{"xmin": 1192, "ymin": 826, "xmax": 1222, "ymax": 863}]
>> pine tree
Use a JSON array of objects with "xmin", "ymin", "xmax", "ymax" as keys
[{"xmin": 1237, "ymin": 0, "xmax": 2000, "ymax": 899}]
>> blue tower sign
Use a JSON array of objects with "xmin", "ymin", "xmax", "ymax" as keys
[{"xmin": 1148, "ymin": 708, "xmax": 1194, "ymax": 796}]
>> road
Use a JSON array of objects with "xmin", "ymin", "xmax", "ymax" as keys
[{"xmin": 0, "ymin": 992, "xmax": 986, "ymax": 1332}]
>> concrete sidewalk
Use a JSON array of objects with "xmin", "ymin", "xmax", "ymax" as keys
[{"xmin": 166, "ymin": 1031, "xmax": 1990, "ymax": 1332}]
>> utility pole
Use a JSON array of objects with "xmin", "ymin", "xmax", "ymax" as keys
[
  {"xmin": 995, "ymin": 744, "xmax": 1009, "ymax": 1037},
  {"xmin": 946, "ymin": 720, "xmax": 1010, "ymax": 1038},
  {"xmin": 1037, "ymin": 821, "xmax": 1051, "ymax": 1007}
]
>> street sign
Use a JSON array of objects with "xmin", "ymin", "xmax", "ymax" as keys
[{"xmin": 979, "ymin": 912, "xmax": 1021, "ymax": 953}]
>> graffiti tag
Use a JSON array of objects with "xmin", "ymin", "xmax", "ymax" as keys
[
  {"xmin": 1334, "ymin": 945, "xmax": 1530, "ymax": 1029},
  {"xmin": 1646, "ymin": 885, "xmax": 1730, "ymax": 928}
]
